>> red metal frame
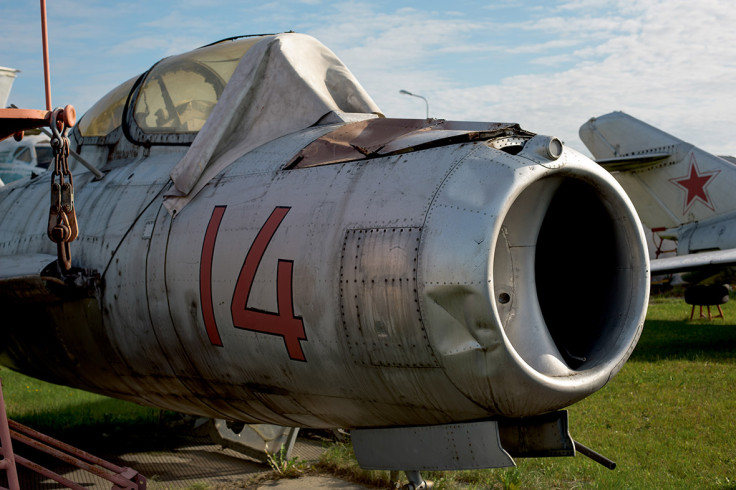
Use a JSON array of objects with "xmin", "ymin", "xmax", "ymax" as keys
[
  {"xmin": 690, "ymin": 304, "xmax": 725, "ymax": 321},
  {"xmin": 0, "ymin": 379, "xmax": 145, "ymax": 489},
  {"xmin": 40, "ymin": 0, "xmax": 52, "ymax": 111},
  {"xmin": 0, "ymin": 379, "xmax": 19, "ymax": 490},
  {"xmin": 651, "ymin": 229, "xmax": 677, "ymax": 259}
]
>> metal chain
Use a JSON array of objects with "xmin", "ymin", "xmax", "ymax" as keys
[{"xmin": 47, "ymin": 108, "xmax": 78, "ymax": 271}]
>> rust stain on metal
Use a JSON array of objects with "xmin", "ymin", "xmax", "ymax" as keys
[{"xmin": 287, "ymin": 118, "xmax": 532, "ymax": 169}]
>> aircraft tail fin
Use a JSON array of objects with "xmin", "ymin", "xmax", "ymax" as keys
[
  {"xmin": 579, "ymin": 111, "xmax": 736, "ymax": 233},
  {"xmin": 579, "ymin": 111, "xmax": 681, "ymax": 164}
]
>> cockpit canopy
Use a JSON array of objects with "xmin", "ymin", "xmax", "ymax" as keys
[
  {"xmin": 78, "ymin": 35, "xmax": 268, "ymax": 141},
  {"xmin": 75, "ymin": 32, "xmax": 383, "ymax": 213}
]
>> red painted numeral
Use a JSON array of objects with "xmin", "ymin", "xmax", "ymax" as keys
[
  {"xmin": 200, "ymin": 206, "xmax": 226, "ymax": 346},
  {"xmin": 200, "ymin": 206, "xmax": 307, "ymax": 361},
  {"xmin": 231, "ymin": 207, "xmax": 307, "ymax": 361}
]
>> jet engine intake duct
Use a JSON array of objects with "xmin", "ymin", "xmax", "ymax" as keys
[
  {"xmin": 494, "ymin": 169, "xmax": 646, "ymax": 381},
  {"xmin": 425, "ymin": 141, "xmax": 648, "ymax": 417},
  {"xmin": 534, "ymin": 179, "xmax": 620, "ymax": 370}
]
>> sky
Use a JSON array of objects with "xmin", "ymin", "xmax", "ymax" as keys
[{"xmin": 2, "ymin": 0, "xmax": 735, "ymax": 156}]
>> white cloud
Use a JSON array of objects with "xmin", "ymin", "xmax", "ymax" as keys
[
  {"xmin": 298, "ymin": 3, "xmax": 498, "ymax": 119},
  {"xmin": 2, "ymin": 0, "xmax": 734, "ymax": 157},
  {"xmin": 311, "ymin": 0, "xmax": 736, "ymax": 155},
  {"xmin": 506, "ymin": 39, "xmax": 583, "ymax": 55}
]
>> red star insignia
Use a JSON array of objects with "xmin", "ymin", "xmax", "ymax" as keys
[{"xmin": 669, "ymin": 154, "xmax": 720, "ymax": 214}]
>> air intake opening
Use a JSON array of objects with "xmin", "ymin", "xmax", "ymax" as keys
[
  {"xmin": 534, "ymin": 179, "xmax": 620, "ymax": 370},
  {"xmin": 493, "ymin": 174, "xmax": 638, "ymax": 376}
]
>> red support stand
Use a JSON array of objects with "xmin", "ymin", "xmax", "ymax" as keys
[
  {"xmin": 0, "ymin": 378, "xmax": 146, "ymax": 489},
  {"xmin": 0, "ymin": 379, "xmax": 20, "ymax": 490}
]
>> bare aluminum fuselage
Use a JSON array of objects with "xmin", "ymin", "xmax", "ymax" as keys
[{"xmin": 0, "ymin": 119, "xmax": 649, "ymax": 429}]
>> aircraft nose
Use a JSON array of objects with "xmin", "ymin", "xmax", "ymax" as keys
[{"xmin": 420, "ymin": 143, "xmax": 649, "ymax": 417}]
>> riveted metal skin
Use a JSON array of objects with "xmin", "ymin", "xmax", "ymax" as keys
[{"xmin": 0, "ymin": 119, "xmax": 649, "ymax": 429}]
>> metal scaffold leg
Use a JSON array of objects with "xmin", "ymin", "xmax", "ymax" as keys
[
  {"xmin": 0, "ymin": 377, "xmax": 147, "ymax": 489},
  {"xmin": 0, "ymin": 379, "xmax": 20, "ymax": 490}
]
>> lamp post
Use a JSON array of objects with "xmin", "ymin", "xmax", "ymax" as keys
[{"xmin": 399, "ymin": 89, "xmax": 429, "ymax": 120}]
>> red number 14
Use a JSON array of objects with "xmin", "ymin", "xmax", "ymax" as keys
[{"xmin": 200, "ymin": 206, "xmax": 307, "ymax": 361}]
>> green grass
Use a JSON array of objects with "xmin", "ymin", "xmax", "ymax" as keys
[
  {"xmin": 2, "ymin": 295, "xmax": 736, "ymax": 488},
  {"xmin": 0, "ymin": 368, "xmax": 160, "ymax": 435}
]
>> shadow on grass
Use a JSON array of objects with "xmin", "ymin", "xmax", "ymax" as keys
[
  {"xmin": 9, "ymin": 400, "xmax": 190, "ymax": 453},
  {"xmin": 632, "ymin": 319, "xmax": 736, "ymax": 362}
]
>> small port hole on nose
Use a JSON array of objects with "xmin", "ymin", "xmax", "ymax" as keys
[{"xmin": 498, "ymin": 292, "xmax": 511, "ymax": 304}]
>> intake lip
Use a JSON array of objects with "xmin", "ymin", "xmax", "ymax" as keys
[{"xmin": 494, "ymin": 170, "xmax": 648, "ymax": 379}]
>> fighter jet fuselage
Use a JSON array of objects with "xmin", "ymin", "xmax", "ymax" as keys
[{"xmin": 0, "ymin": 35, "xmax": 648, "ymax": 438}]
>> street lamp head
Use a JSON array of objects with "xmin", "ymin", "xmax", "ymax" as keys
[{"xmin": 399, "ymin": 89, "xmax": 429, "ymax": 119}]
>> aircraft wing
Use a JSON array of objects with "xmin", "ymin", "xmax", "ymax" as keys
[
  {"xmin": 595, "ymin": 153, "xmax": 671, "ymax": 172},
  {"xmin": 651, "ymin": 249, "xmax": 736, "ymax": 275},
  {"xmin": 0, "ymin": 254, "xmax": 57, "ymax": 279},
  {"xmin": 0, "ymin": 254, "xmax": 60, "ymax": 302},
  {"xmin": 0, "ymin": 254, "xmax": 100, "ymax": 302}
]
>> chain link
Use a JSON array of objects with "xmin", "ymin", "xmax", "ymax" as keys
[{"xmin": 47, "ymin": 108, "xmax": 78, "ymax": 271}]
